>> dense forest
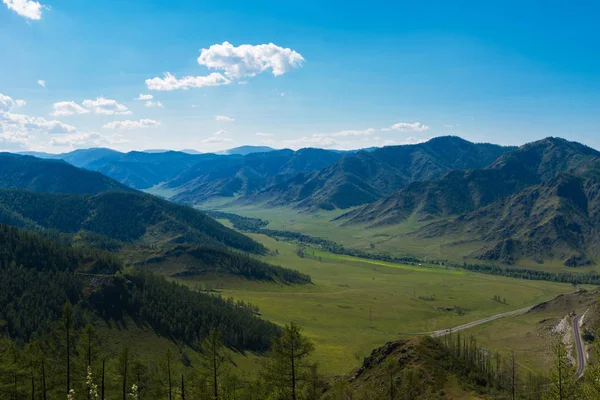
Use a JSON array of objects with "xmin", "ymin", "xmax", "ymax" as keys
[
  {"xmin": 0, "ymin": 223, "xmax": 281, "ymax": 353},
  {"xmin": 154, "ymin": 244, "xmax": 311, "ymax": 284},
  {"xmin": 0, "ymin": 190, "xmax": 265, "ymax": 253}
]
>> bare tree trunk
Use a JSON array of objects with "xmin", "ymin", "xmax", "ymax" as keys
[
  {"xmin": 41, "ymin": 358, "xmax": 47, "ymax": 400},
  {"xmin": 101, "ymin": 360, "xmax": 105, "ymax": 400},
  {"xmin": 181, "ymin": 375, "xmax": 185, "ymax": 400}
]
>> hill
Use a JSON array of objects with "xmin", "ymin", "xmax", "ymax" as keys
[
  {"xmin": 0, "ymin": 189, "xmax": 264, "ymax": 253},
  {"xmin": 342, "ymin": 137, "xmax": 600, "ymax": 265},
  {"xmin": 0, "ymin": 153, "xmax": 133, "ymax": 194},
  {"xmin": 166, "ymin": 148, "xmax": 345, "ymax": 204},
  {"xmin": 217, "ymin": 145, "xmax": 276, "ymax": 155},
  {"xmin": 248, "ymin": 136, "xmax": 514, "ymax": 210},
  {"xmin": 324, "ymin": 336, "xmax": 505, "ymax": 399}
]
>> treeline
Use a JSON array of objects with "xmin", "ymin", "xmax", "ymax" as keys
[
  {"xmin": 0, "ymin": 321, "xmax": 321, "ymax": 400},
  {"xmin": 163, "ymin": 245, "xmax": 311, "ymax": 284},
  {"xmin": 112, "ymin": 271, "xmax": 281, "ymax": 351},
  {"xmin": 208, "ymin": 211, "xmax": 600, "ymax": 286},
  {"xmin": 0, "ymin": 223, "xmax": 280, "ymax": 353},
  {"xmin": 0, "ymin": 190, "xmax": 265, "ymax": 254}
]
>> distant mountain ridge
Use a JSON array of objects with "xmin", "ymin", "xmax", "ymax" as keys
[
  {"xmin": 247, "ymin": 136, "xmax": 515, "ymax": 210},
  {"xmin": 342, "ymin": 137, "xmax": 600, "ymax": 266}
]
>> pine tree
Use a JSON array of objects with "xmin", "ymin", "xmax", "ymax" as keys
[
  {"xmin": 200, "ymin": 329, "xmax": 227, "ymax": 400},
  {"xmin": 543, "ymin": 338, "xmax": 580, "ymax": 399},
  {"xmin": 263, "ymin": 322, "xmax": 315, "ymax": 400}
]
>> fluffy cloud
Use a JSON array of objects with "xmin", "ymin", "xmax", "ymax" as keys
[
  {"xmin": 216, "ymin": 115, "xmax": 234, "ymax": 122},
  {"xmin": 2, "ymin": 0, "xmax": 46, "ymax": 20},
  {"xmin": 144, "ymin": 101, "xmax": 164, "ymax": 108},
  {"xmin": 82, "ymin": 97, "xmax": 131, "ymax": 116},
  {"xmin": 213, "ymin": 129, "xmax": 226, "ymax": 136},
  {"xmin": 146, "ymin": 72, "xmax": 231, "ymax": 91},
  {"xmin": 103, "ymin": 119, "xmax": 160, "ymax": 130},
  {"xmin": 198, "ymin": 41, "xmax": 304, "ymax": 79},
  {"xmin": 50, "ymin": 132, "xmax": 129, "ymax": 148},
  {"xmin": 1, "ymin": 112, "xmax": 76, "ymax": 134},
  {"xmin": 37, "ymin": 80, "xmax": 46, "ymax": 88},
  {"xmin": 135, "ymin": 94, "xmax": 153, "ymax": 100},
  {"xmin": 261, "ymin": 138, "xmax": 275, "ymax": 145},
  {"xmin": 381, "ymin": 122, "xmax": 429, "ymax": 132},
  {"xmin": 50, "ymin": 101, "xmax": 90, "ymax": 117},
  {"xmin": 0, "ymin": 131, "xmax": 31, "ymax": 151},
  {"xmin": 255, "ymin": 132, "xmax": 273, "ymax": 137},
  {"xmin": 146, "ymin": 42, "xmax": 303, "ymax": 91},
  {"xmin": 0, "ymin": 93, "xmax": 26, "ymax": 112}
]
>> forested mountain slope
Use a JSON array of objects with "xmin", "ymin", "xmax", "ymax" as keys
[
  {"xmin": 0, "ymin": 189, "xmax": 264, "ymax": 253},
  {"xmin": 248, "ymin": 136, "xmax": 513, "ymax": 210},
  {"xmin": 0, "ymin": 153, "xmax": 133, "ymax": 194}
]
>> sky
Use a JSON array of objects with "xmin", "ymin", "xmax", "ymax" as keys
[{"xmin": 1, "ymin": 0, "xmax": 600, "ymax": 153}]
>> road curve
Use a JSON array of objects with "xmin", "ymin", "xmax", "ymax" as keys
[
  {"xmin": 430, "ymin": 305, "xmax": 535, "ymax": 338},
  {"xmin": 573, "ymin": 314, "xmax": 586, "ymax": 379}
]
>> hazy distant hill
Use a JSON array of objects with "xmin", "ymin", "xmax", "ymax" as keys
[
  {"xmin": 166, "ymin": 148, "xmax": 346, "ymax": 204},
  {"xmin": 0, "ymin": 153, "xmax": 133, "ymax": 194},
  {"xmin": 217, "ymin": 145, "xmax": 275, "ymax": 155},
  {"xmin": 249, "ymin": 136, "xmax": 514, "ymax": 210},
  {"xmin": 343, "ymin": 137, "xmax": 600, "ymax": 265}
]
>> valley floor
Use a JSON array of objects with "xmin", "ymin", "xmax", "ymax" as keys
[{"xmin": 168, "ymin": 232, "xmax": 574, "ymax": 375}]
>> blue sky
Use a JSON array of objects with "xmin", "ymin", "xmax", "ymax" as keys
[{"xmin": 1, "ymin": 0, "xmax": 599, "ymax": 153}]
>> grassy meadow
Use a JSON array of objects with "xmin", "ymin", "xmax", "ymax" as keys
[
  {"xmin": 198, "ymin": 200, "xmax": 597, "ymax": 274},
  {"xmin": 167, "ymin": 232, "xmax": 573, "ymax": 375}
]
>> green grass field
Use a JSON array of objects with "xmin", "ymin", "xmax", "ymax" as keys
[
  {"xmin": 169, "ymin": 232, "xmax": 574, "ymax": 375},
  {"xmin": 199, "ymin": 200, "xmax": 598, "ymax": 273}
]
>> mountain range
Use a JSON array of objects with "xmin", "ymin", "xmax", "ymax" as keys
[
  {"xmin": 341, "ymin": 137, "xmax": 600, "ymax": 265},
  {"xmin": 16, "ymin": 136, "xmax": 600, "ymax": 266}
]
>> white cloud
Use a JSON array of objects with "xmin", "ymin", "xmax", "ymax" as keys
[
  {"xmin": 37, "ymin": 80, "xmax": 46, "ymax": 88},
  {"xmin": 135, "ymin": 94, "xmax": 153, "ymax": 100},
  {"xmin": 1, "ymin": 112, "xmax": 76, "ymax": 134},
  {"xmin": 0, "ymin": 131, "xmax": 31, "ymax": 151},
  {"xmin": 50, "ymin": 132, "xmax": 129, "ymax": 148},
  {"xmin": 82, "ymin": 97, "xmax": 131, "ymax": 116},
  {"xmin": 198, "ymin": 42, "xmax": 304, "ymax": 79},
  {"xmin": 262, "ymin": 138, "xmax": 275, "ymax": 145},
  {"xmin": 381, "ymin": 122, "xmax": 429, "ymax": 132},
  {"xmin": 146, "ymin": 72, "xmax": 231, "ymax": 91},
  {"xmin": 255, "ymin": 132, "xmax": 273, "ymax": 137},
  {"xmin": 216, "ymin": 115, "xmax": 234, "ymax": 122},
  {"xmin": 2, "ymin": 0, "xmax": 46, "ymax": 20},
  {"xmin": 213, "ymin": 129, "xmax": 226, "ymax": 136},
  {"xmin": 0, "ymin": 93, "xmax": 26, "ymax": 112},
  {"xmin": 331, "ymin": 128, "xmax": 376, "ymax": 137},
  {"xmin": 103, "ymin": 119, "xmax": 160, "ymax": 130},
  {"xmin": 144, "ymin": 100, "xmax": 164, "ymax": 108},
  {"xmin": 146, "ymin": 42, "xmax": 303, "ymax": 91},
  {"xmin": 50, "ymin": 101, "xmax": 90, "ymax": 117}
]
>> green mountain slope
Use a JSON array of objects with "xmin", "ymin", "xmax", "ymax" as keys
[
  {"xmin": 343, "ymin": 137, "xmax": 600, "ymax": 265},
  {"xmin": 0, "ymin": 189, "xmax": 264, "ymax": 253},
  {"xmin": 249, "ymin": 136, "xmax": 514, "ymax": 210},
  {"xmin": 167, "ymin": 148, "xmax": 345, "ymax": 204},
  {"xmin": 0, "ymin": 153, "xmax": 133, "ymax": 194}
]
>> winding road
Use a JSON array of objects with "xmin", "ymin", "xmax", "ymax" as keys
[
  {"xmin": 573, "ymin": 314, "xmax": 586, "ymax": 379},
  {"xmin": 430, "ymin": 305, "xmax": 535, "ymax": 337}
]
